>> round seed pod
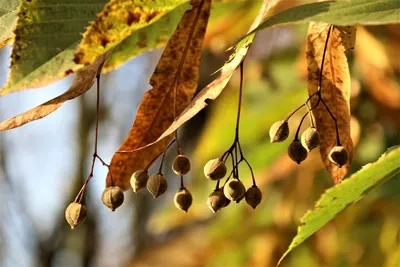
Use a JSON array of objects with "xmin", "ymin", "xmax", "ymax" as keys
[
  {"xmin": 288, "ymin": 140, "xmax": 308, "ymax": 164},
  {"xmin": 65, "ymin": 202, "xmax": 87, "ymax": 229},
  {"xmin": 223, "ymin": 179, "xmax": 246, "ymax": 201},
  {"xmin": 130, "ymin": 170, "xmax": 149, "ymax": 193},
  {"xmin": 174, "ymin": 188, "xmax": 193, "ymax": 213},
  {"xmin": 207, "ymin": 189, "xmax": 229, "ymax": 213},
  {"xmin": 101, "ymin": 186, "xmax": 124, "ymax": 211},
  {"xmin": 301, "ymin": 127, "xmax": 321, "ymax": 152},
  {"xmin": 172, "ymin": 155, "xmax": 191, "ymax": 175},
  {"xmin": 329, "ymin": 146, "xmax": 348, "ymax": 167},
  {"xmin": 147, "ymin": 173, "xmax": 168, "ymax": 199},
  {"xmin": 245, "ymin": 186, "xmax": 262, "ymax": 209},
  {"xmin": 269, "ymin": 120, "xmax": 289, "ymax": 143},
  {"xmin": 204, "ymin": 158, "xmax": 227, "ymax": 180}
]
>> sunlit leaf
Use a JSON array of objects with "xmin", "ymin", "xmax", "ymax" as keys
[
  {"xmin": 279, "ymin": 146, "xmax": 400, "ymax": 265},
  {"xmin": 1, "ymin": 0, "xmax": 107, "ymax": 95},
  {"xmin": 74, "ymin": 0, "xmax": 189, "ymax": 65},
  {"xmin": 239, "ymin": 0, "xmax": 400, "ymax": 44}
]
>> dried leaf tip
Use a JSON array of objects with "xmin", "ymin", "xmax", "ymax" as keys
[
  {"xmin": 269, "ymin": 120, "xmax": 289, "ymax": 143},
  {"xmin": 65, "ymin": 202, "xmax": 87, "ymax": 229}
]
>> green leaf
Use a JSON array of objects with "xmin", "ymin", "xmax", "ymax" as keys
[
  {"xmin": 0, "ymin": 0, "xmax": 19, "ymax": 48},
  {"xmin": 238, "ymin": 0, "xmax": 400, "ymax": 44},
  {"xmin": 279, "ymin": 146, "xmax": 400, "ymax": 265},
  {"xmin": 1, "ymin": 0, "xmax": 107, "ymax": 95},
  {"xmin": 74, "ymin": 0, "xmax": 189, "ymax": 66}
]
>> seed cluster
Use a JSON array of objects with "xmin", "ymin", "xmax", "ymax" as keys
[{"xmin": 128, "ymin": 149, "xmax": 193, "ymax": 213}]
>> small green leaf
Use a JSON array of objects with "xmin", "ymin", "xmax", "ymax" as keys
[
  {"xmin": 74, "ymin": 0, "xmax": 189, "ymax": 66},
  {"xmin": 1, "ymin": 0, "xmax": 107, "ymax": 95},
  {"xmin": 279, "ymin": 146, "xmax": 400, "ymax": 265},
  {"xmin": 238, "ymin": 0, "xmax": 400, "ymax": 44},
  {"xmin": 0, "ymin": 0, "xmax": 19, "ymax": 48}
]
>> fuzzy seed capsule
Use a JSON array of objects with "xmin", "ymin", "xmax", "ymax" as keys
[
  {"xmin": 147, "ymin": 173, "xmax": 168, "ymax": 198},
  {"xmin": 174, "ymin": 188, "xmax": 193, "ymax": 212},
  {"xmin": 245, "ymin": 186, "xmax": 262, "ymax": 209},
  {"xmin": 223, "ymin": 179, "xmax": 246, "ymax": 201},
  {"xmin": 204, "ymin": 158, "xmax": 227, "ymax": 180},
  {"xmin": 102, "ymin": 186, "xmax": 124, "ymax": 211},
  {"xmin": 269, "ymin": 120, "xmax": 289, "ymax": 143},
  {"xmin": 288, "ymin": 140, "xmax": 308, "ymax": 164},
  {"xmin": 208, "ymin": 189, "xmax": 229, "ymax": 213},
  {"xmin": 301, "ymin": 127, "xmax": 321, "ymax": 152},
  {"xmin": 328, "ymin": 146, "xmax": 348, "ymax": 167},
  {"xmin": 65, "ymin": 202, "xmax": 87, "ymax": 229},
  {"xmin": 172, "ymin": 155, "xmax": 191, "ymax": 176},
  {"xmin": 130, "ymin": 170, "xmax": 149, "ymax": 192}
]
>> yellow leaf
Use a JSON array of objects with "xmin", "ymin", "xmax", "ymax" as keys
[
  {"xmin": 106, "ymin": 0, "xmax": 212, "ymax": 191},
  {"xmin": 307, "ymin": 22, "xmax": 356, "ymax": 183}
]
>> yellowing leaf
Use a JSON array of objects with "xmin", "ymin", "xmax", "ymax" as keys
[
  {"xmin": 106, "ymin": 0, "xmax": 211, "ymax": 191},
  {"xmin": 0, "ymin": 51, "xmax": 111, "ymax": 131},
  {"xmin": 126, "ymin": 0, "xmax": 277, "ymax": 153},
  {"xmin": 1, "ymin": 0, "xmax": 107, "ymax": 95},
  {"xmin": 307, "ymin": 23, "xmax": 356, "ymax": 184},
  {"xmin": 74, "ymin": 0, "xmax": 189, "ymax": 65},
  {"xmin": 0, "ymin": 0, "xmax": 19, "ymax": 49}
]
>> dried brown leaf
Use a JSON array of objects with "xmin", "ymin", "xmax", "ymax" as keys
[
  {"xmin": 307, "ymin": 22, "xmax": 356, "ymax": 183},
  {"xmin": 106, "ymin": 0, "xmax": 211, "ymax": 191},
  {"xmin": 124, "ymin": 0, "xmax": 275, "ymax": 154},
  {"xmin": 0, "ymin": 51, "xmax": 112, "ymax": 132}
]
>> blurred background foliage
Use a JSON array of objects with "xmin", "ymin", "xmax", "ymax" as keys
[{"xmin": 0, "ymin": 1, "xmax": 400, "ymax": 267}]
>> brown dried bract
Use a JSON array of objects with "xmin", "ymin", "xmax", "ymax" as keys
[
  {"xmin": 106, "ymin": 0, "xmax": 212, "ymax": 191},
  {"xmin": 307, "ymin": 22, "xmax": 356, "ymax": 183}
]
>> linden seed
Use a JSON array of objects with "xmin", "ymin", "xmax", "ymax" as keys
[
  {"xmin": 130, "ymin": 170, "xmax": 149, "ymax": 193},
  {"xmin": 147, "ymin": 173, "xmax": 168, "ymax": 198},
  {"xmin": 101, "ymin": 186, "xmax": 124, "ymax": 211},
  {"xmin": 329, "ymin": 146, "xmax": 348, "ymax": 167},
  {"xmin": 204, "ymin": 158, "xmax": 227, "ymax": 180},
  {"xmin": 269, "ymin": 120, "xmax": 289, "ymax": 143},
  {"xmin": 245, "ymin": 186, "xmax": 262, "ymax": 209},
  {"xmin": 172, "ymin": 155, "xmax": 191, "ymax": 176},
  {"xmin": 288, "ymin": 140, "xmax": 308, "ymax": 164},
  {"xmin": 223, "ymin": 179, "xmax": 246, "ymax": 201},
  {"xmin": 301, "ymin": 127, "xmax": 321, "ymax": 152},
  {"xmin": 174, "ymin": 188, "xmax": 193, "ymax": 213},
  {"xmin": 208, "ymin": 189, "xmax": 229, "ymax": 213},
  {"xmin": 65, "ymin": 202, "xmax": 87, "ymax": 229}
]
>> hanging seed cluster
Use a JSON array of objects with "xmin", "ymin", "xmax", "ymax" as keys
[
  {"xmin": 129, "ymin": 152, "xmax": 193, "ymax": 213},
  {"xmin": 269, "ymin": 26, "xmax": 349, "ymax": 168}
]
